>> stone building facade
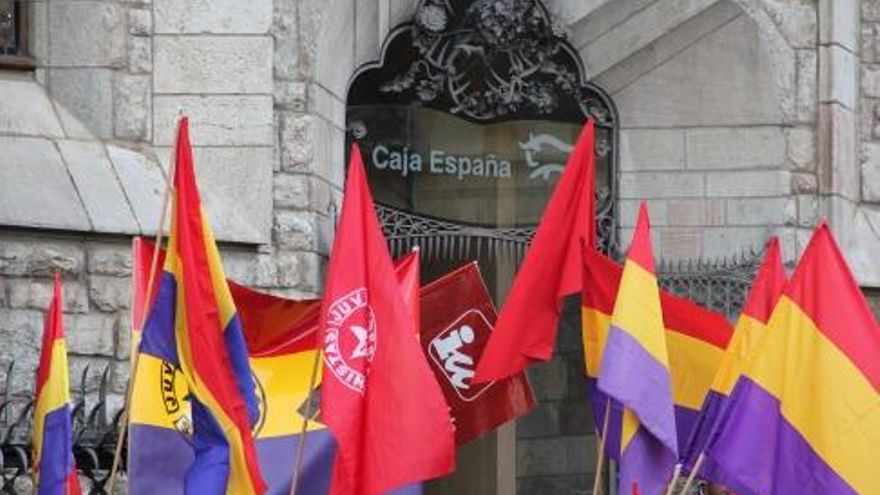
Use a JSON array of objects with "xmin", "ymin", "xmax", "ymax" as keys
[{"xmin": 0, "ymin": 0, "xmax": 878, "ymax": 493}]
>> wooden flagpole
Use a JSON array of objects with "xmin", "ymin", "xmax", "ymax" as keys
[
  {"xmin": 678, "ymin": 453, "xmax": 705, "ymax": 495},
  {"xmin": 664, "ymin": 463, "xmax": 683, "ymax": 495},
  {"xmin": 288, "ymin": 349, "xmax": 322, "ymax": 495},
  {"xmin": 591, "ymin": 398, "xmax": 612, "ymax": 495},
  {"xmin": 105, "ymin": 122, "xmax": 180, "ymax": 494}
]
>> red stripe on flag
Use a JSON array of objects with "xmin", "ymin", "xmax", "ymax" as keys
[
  {"xmin": 785, "ymin": 223, "xmax": 880, "ymax": 389},
  {"xmin": 740, "ymin": 236, "xmax": 786, "ymax": 323},
  {"xmin": 172, "ymin": 118, "xmax": 266, "ymax": 492}
]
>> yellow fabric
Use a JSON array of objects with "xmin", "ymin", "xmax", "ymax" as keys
[
  {"xmin": 710, "ymin": 313, "xmax": 767, "ymax": 395},
  {"xmin": 610, "ymin": 261, "xmax": 669, "ymax": 367},
  {"xmin": 33, "ymin": 340, "xmax": 71, "ymax": 466},
  {"xmin": 746, "ymin": 296, "xmax": 880, "ymax": 494}
]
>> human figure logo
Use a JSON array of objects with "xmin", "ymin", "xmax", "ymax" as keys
[
  {"xmin": 428, "ymin": 309, "xmax": 495, "ymax": 401},
  {"xmin": 323, "ymin": 288, "xmax": 377, "ymax": 394}
]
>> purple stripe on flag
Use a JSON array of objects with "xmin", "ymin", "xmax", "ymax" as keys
[
  {"xmin": 129, "ymin": 423, "xmax": 193, "ymax": 495},
  {"xmin": 598, "ymin": 326, "xmax": 678, "ymax": 454},
  {"xmin": 36, "ymin": 405, "xmax": 75, "ymax": 495},
  {"xmin": 706, "ymin": 378, "xmax": 857, "ymax": 495},
  {"xmin": 674, "ymin": 405, "xmax": 699, "ymax": 457},
  {"xmin": 139, "ymin": 273, "xmax": 180, "ymax": 365},
  {"xmin": 682, "ymin": 390, "xmax": 725, "ymax": 469},
  {"xmin": 586, "ymin": 378, "xmax": 622, "ymax": 461},
  {"xmin": 619, "ymin": 425, "xmax": 677, "ymax": 495},
  {"xmin": 256, "ymin": 430, "xmax": 335, "ymax": 495}
]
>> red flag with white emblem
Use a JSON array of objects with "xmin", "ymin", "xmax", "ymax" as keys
[{"xmin": 319, "ymin": 144, "xmax": 455, "ymax": 495}]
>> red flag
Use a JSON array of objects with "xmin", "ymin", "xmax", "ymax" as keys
[
  {"xmin": 421, "ymin": 262, "xmax": 536, "ymax": 444},
  {"xmin": 395, "ymin": 250, "xmax": 421, "ymax": 339},
  {"xmin": 475, "ymin": 120, "xmax": 595, "ymax": 382},
  {"xmin": 319, "ymin": 145, "xmax": 455, "ymax": 495}
]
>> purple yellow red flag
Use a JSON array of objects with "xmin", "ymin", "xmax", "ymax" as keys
[
  {"xmin": 421, "ymin": 262, "xmax": 536, "ymax": 445},
  {"xmin": 135, "ymin": 117, "xmax": 266, "ymax": 494},
  {"xmin": 581, "ymin": 247, "xmax": 733, "ymax": 460},
  {"xmin": 32, "ymin": 273, "xmax": 82, "ymax": 495},
  {"xmin": 597, "ymin": 203, "xmax": 677, "ymax": 495},
  {"xmin": 318, "ymin": 144, "xmax": 454, "ymax": 495},
  {"xmin": 705, "ymin": 223, "xmax": 880, "ymax": 495},
  {"xmin": 682, "ymin": 237, "xmax": 785, "ymax": 488},
  {"xmin": 129, "ymin": 238, "xmax": 422, "ymax": 495},
  {"xmin": 474, "ymin": 120, "xmax": 595, "ymax": 383}
]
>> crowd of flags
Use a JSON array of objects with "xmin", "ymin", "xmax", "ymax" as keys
[{"xmin": 27, "ymin": 116, "xmax": 880, "ymax": 495}]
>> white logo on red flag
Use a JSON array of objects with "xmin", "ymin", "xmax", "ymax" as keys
[
  {"xmin": 323, "ymin": 288, "xmax": 377, "ymax": 394},
  {"xmin": 428, "ymin": 309, "xmax": 495, "ymax": 402}
]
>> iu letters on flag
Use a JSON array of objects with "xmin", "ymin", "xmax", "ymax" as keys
[
  {"xmin": 705, "ymin": 224, "xmax": 880, "ymax": 495},
  {"xmin": 420, "ymin": 262, "xmax": 536, "ymax": 445},
  {"xmin": 318, "ymin": 144, "xmax": 455, "ymax": 495}
]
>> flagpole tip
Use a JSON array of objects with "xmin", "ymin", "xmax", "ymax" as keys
[{"xmin": 411, "ymin": 245, "xmax": 420, "ymax": 253}]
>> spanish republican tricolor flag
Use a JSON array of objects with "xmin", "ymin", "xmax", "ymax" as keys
[
  {"xmin": 682, "ymin": 237, "xmax": 785, "ymax": 488},
  {"xmin": 32, "ymin": 273, "xmax": 81, "ymax": 495},
  {"xmin": 137, "ymin": 118, "xmax": 267, "ymax": 494},
  {"xmin": 705, "ymin": 223, "xmax": 880, "ymax": 495},
  {"xmin": 581, "ymin": 246, "xmax": 733, "ymax": 461},
  {"xmin": 597, "ymin": 203, "xmax": 677, "ymax": 495}
]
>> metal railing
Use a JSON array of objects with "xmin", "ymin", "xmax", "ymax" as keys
[{"xmin": 0, "ymin": 362, "xmax": 124, "ymax": 494}]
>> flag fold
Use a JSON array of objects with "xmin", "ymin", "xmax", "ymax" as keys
[
  {"xmin": 597, "ymin": 203, "xmax": 677, "ymax": 495},
  {"xmin": 318, "ymin": 144, "xmax": 455, "ymax": 495},
  {"xmin": 474, "ymin": 120, "xmax": 595, "ymax": 382},
  {"xmin": 705, "ymin": 223, "xmax": 880, "ymax": 495},
  {"xmin": 32, "ymin": 273, "xmax": 81, "ymax": 495}
]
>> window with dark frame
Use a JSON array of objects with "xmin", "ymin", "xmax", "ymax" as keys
[{"xmin": 0, "ymin": 0, "xmax": 33, "ymax": 69}]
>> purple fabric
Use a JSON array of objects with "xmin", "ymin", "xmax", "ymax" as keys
[
  {"xmin": 706, "ymin": 378, "xmax": 857, "ymax": 495},
  {"xmin": 129, "ymin": 423, "xmax": 193, "ymax": 495},
  {"xmin": 598, "ymin": 326, "xmax": 678, "ymax": 454},
  {"xmin": 256, "ymin": 430, "xmax": 335, "ymax": 495},
  {"xmin": 587, "ymin": 378, "xmax": 700, "ymax": 466},
  {"xmin": 619, "ymin": 424, "xmax": 677, "ymax": 495},
  {"xmin": 673, "ymin": 405, "xmax": 698, "ymax": 458},
  {"xmin": 586, "ymin": 378, "xmax": 623, "ymax": 461},
  {"xmin": 36, "ymin": 406, "xmax": 75, "ymax": 495},
  {"xmin": 681, "ymin": 390, "xmax": 726, "ymax": 468}
]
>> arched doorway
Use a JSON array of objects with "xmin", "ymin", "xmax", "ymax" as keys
[{"xmin": 346, "ymin": 1, "xmax": 618, "ymax": 493}]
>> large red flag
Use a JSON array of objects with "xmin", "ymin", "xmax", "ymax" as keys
[
  {"xmin": 319, "ymin": 144, "xmax": 455, "ymax": 495},
  {"xmin": 475, "ymin": 120, "xmax": 595, "ymax": 382}
]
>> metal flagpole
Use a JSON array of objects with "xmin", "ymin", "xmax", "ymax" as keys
[{"xmin": 105, "ymin": 119, "xmax": 180, "ymax": 494}]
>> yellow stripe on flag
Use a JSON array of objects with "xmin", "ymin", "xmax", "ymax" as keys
[
  {"xmin": 747, "ymin": 296, "xmax": 880, "ymax": 494},
  {"xmin": 611, "ymin": 262, "xmax": 669, "ymax": 367}
]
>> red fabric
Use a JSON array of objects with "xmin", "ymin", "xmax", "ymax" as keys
[
  {"xmin": 320, "ymin": 144, "xmax": 455, "ymax": 495},
  {"xmin": 740, "ymin": 236, "xmax": 786, "ymax": 323},
  {"xmin": 229, "ymin": 281, "xmax": 320, "ymax": 357},
  {"xmin": 131, "ymin": 237, "xmax": 166, "ymax": 333},
  {"xmin": 627, "ymin": 202, "xmax": 655, "ymax": 274},
  {"xmin": 171, "ymin": 118, "xmax": 266, "ymax": 493},
  {"xmin": 420, "ymin": 262, "xmax": 536, "ymax": 444},
  {"xmin": 582, "ymin": 247, "xmax": 733, "ymax": 350},
  {"xmin": 35, "ymin": 273, "xmax": 64, "ymax": 396},
  {"xmin": 474, "ymin": 120, "xmax": 596, "ymax": 382},
  {"xmin": 784, "ymin": 223, "xmax": 880, "ymax": 389},
  {"xmin": 394, "ymin": 251, "xmax": 421, "ymax": 339}
]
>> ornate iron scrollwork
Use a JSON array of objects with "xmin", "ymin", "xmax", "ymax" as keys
[
  {"xmin": 378, "ymin": 185, "xmax": 619, "ymax": 263},
  {"xmin": 381, "ymin": 0, "xmax": 614, "ymax": 126},
  {"xmin": 0, "ymin": 362, "xmax": 123, "ymax": 494}
]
